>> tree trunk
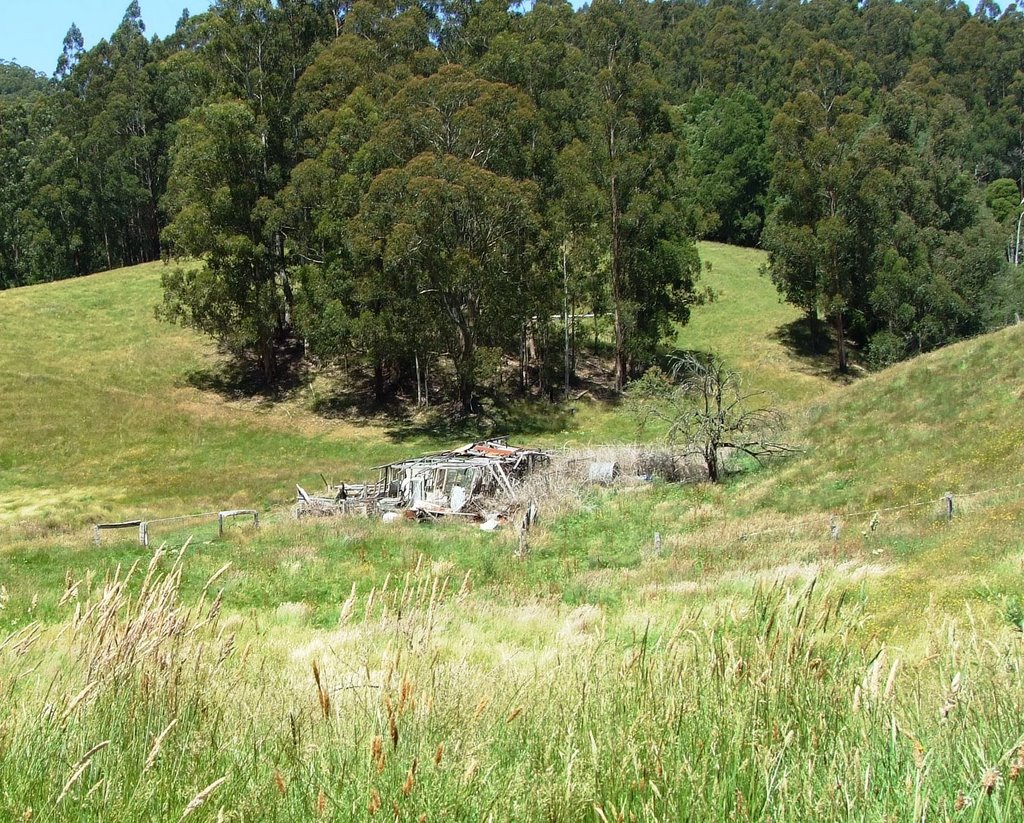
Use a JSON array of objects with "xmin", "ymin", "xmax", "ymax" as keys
[
  {"xmin": 260, "ymin": 339, "xmax": 276, "ymax": 384},
  {"xmin": 610, "ymin": 172, "xmax": 626, "ymax": 392},
  {"xmin": 706, "ymin": 444, "xmax": 719, "ymax": 483},
  {"xmin": 563, "ymin": 242, "xmax": 571, "ymax": 401},
  {"xmin": 415, "ymin": 352, "xmax": 422, "ymax": 407},
  {"xmin": 456, "ymin": 326, "xmax": 476, "ymax": 413},
  {"xmin": 103, "ymin": 228, "xmax": 112, "ymax": 271},
  {"xmin": 458, "ymin": 370, "xmax": 474, "ymax": 413},
  {"xmin": 374, "ymin": 361, "xmax": 385, "ymax": 404},
  {"xmin": 834, "ymin": 311, "xmax": 848, "ymax": 373},
  {"xmin": 278, "ymin": 233, "xmax": 294, "ymax": 330},
  {"xmin": 570, "ymin": 296, "xmax": 577, "ymax": 375},
  {"xmin": 519, "ymin": 324, "xmax": 528, "ymax": 394}
]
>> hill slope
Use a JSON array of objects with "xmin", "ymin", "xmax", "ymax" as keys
[
  {"xmin": 0, "ymin": 244, "xmax": 824, "ymax": 533},
  {"xmin": 0, "ymin": 263, "xmax": 413, "ymax": 530},
  {"xmin": 1, "ymin": 249, "xmax": 1022, "ymax": 822},
  {"xmin": 547, "ymin": 321, "xmax": 1024, "ymax": 635},
  {"xmin": 3, "ymin": 245, "xmax": 1021, "ymax": 633}
]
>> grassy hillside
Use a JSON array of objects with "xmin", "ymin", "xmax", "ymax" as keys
[
  {"xmin": 674, "ymin": 242, "xmax": 838, "ymax": 406},
  {"xmin": 3, "ymin": 248, "xmax": 1021, "ymax": 634},
  {"xmin": 3, "ymin": 245, "xmax": 1021, "ymax": 636},
  {"xmin": 0, "ymin": 244, "xmax": 826, "ymax": 535},
  {"xmin": 735, "ymin": 321, "xmax": 1024, "ymax": 631},
  {"xmin": 547, "ymin": 321, "xmax": 1024, "ymax": 637},
  {"xmin": 2, "ymin": 246, "xmax": 1024, "ymax": 820},
  {"xmin": 0, "ymin": 262, "xmax": 426, "ymax": 532}
]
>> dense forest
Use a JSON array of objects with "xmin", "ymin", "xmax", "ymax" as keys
[{"xmin": 2, "ymin": 0, "xmax": 1024, "ymax": 407}]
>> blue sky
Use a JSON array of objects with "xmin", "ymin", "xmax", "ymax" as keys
[{"xmin": 0, "ymin": 1, "xmax": 214, "ymax": 74}]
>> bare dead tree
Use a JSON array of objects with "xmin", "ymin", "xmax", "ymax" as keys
[{"xmin": 628, "ymin": 352, "xmax": 796, "ymax": 482}]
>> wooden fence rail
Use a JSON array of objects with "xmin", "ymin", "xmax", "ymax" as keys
[
  {"xmin": 93, "ymin": 509, "xmax": 260, "ymax": 547},
  {"xmin": 92, "ymin": 520, "xmax": 142, "ymax": 547}
]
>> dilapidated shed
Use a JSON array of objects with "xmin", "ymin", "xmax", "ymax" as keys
[
  {"xmin": 375, "ymin": 439, "xmax": 548, "ymax": 515},
  {"xmin": 295, "ymin": 439, "xmax": 549, "ymax": 521}
]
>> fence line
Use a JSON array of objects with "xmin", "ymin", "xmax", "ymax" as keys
[
  {"xmin": 736, "ymin": 479, "xmax": 1024, "ymax": 542},
  {"xmin": 91, "ymin": 472, "xmax": 1024, "ymax": 550},
  {"xmin": 144, "ymin": 511, "xmax": 223, "ymax": 526},
  {"xmin": 93, "ymin": 508, "xmax": 260, "ymax": 547}
]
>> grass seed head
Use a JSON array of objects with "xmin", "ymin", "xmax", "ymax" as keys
[
  {"xmin": 402, "ymin": 760, "xmax": 417, "ymax": 796},
  {"xmin": 1011, "ymin": 747, "xmax": 1024, "ymax": 781},
  {"xmin": 144, "ymin": 719, "xmax": 178, "ymax": 772},
  {"xmin": 180, "ymin": 776, "xmax": 228, "ymax": 820},
  {"xmin": 982, "ymin": 767, "xmax": 1001, "ymax": 795},
  {"xmin": 399, "ymin": 677, "xmax": 413, "ymax": 714},
  {"xmin": 912, "ymin": 740, "xmax": 925, "ymax": 770},
  {"xmin": 388, "ymin": 708, "xmax": 399, "ymax": 750},
  {"xmin": 371, "ymin": 735, "xmax": 386, "ymax": 772},
  {"xmin": 312, "ymin": 660, "xmax": 331, "ymax": 718},
  {"xmin": 55, "ymin": 740, "xmax": 110, "ymax": 805}
]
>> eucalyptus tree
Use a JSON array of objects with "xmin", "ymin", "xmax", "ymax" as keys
[
  {"xmin": 576, "ymin": 0, "xmax": 699, "ymax": 392},
  {"xmin": 283, "ymin": 0, "xmax": 440, "ymax": 401},
  {"xmin": 346, "ymin": 65, "xmax": 545, "ymax": 410},
  {"xmin": 683, "ymin": 88, "xmax": 769, "ymax": 246},
  {"xmin": 160, "ymin": 101, "xmax": 288, "ymax": 381},
  {"xmin": 762, "ymin": 41, "xmax": 874, "ymax": 373},
  {"xmin": 351, "ymin": 152, "xmax": 541, "ymax": 409},
  {"xmin": 159, "ymin": 0, "xmax": 330, "ymax": 380}
]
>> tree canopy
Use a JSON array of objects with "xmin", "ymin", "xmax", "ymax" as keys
[{"xmin": 1, "ymin": 0, "xmax": 1023, "ymax": 402}]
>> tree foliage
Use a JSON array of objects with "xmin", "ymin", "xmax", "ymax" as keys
[{"xmin": 1, "ymin": 0, "xmax": 1023, "ymax": 401}]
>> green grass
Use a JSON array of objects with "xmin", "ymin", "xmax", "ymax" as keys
[
  {"xmin": 3, "ymin": 243, "xmax": 1021, "ymax": 639},
  {"xmin": 2, "ymin": 244, "xmax": 1024, "ymax": 819},
  {"xmin": 0, "ymin": 243, "xmax": 830, "ymax": 536},
  {"xmin": 0, "ymin": 262, "xmax": 446, "ymax": 532},
  {"xmin": 2, "ymin": 245, "xmax": 1021, "ymax": 636},
  {"xmin": 2, "ymin": 556, "xmax": 1023, "ymax": 821},
  {"xmin": 675, "ymin": 242, "xmax": 837, "ymax": 407}
]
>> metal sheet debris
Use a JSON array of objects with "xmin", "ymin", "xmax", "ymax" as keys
[
  {"xmin": 294, "ymin": 438, "xmax": 549, "ymax": 523},
  {"xmin": 588, "ymin": 461, "xmax": 619, "ymax": 484}
]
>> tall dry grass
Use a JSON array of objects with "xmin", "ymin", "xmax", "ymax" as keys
[
  {"xmin": 512, "ymin": 445, "xmax": 706, "ymax": 522},
  {"xmin": 0, "ymin": 552, "xmax": 1022, "ymax": 821}
]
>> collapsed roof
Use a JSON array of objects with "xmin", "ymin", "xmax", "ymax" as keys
[{"xmin": 296, "ymin": 438, "xmax": 549, "ymax": 521}]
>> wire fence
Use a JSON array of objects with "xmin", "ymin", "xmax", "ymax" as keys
[
  {"xmin": 731, "ymin": 480, "xmax": 1024, "ymax": 544},
  {"xmin": 91, "ymin": 471, "xmax": 1024, "ymax": 556}
]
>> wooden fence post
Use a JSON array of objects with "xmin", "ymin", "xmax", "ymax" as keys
[
  {"xmin": 944, "ymin": 492, "xmax": 954, "ymax": 522},
  {"xmin": 138, "ymin": 521, "xmax": 149, "ymax": 547},
  {"xmin": 218, "ymin": 513, "xmax": 224, "ymax": 537}
]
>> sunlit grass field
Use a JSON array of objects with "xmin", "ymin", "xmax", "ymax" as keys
[
  {"xmin": 2, "ymin": 245, "xmax": 1024, "ymax": 819},
  {"xmin": 0, "ymin": 243, "xmax": 828, "ymax": 534}
]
